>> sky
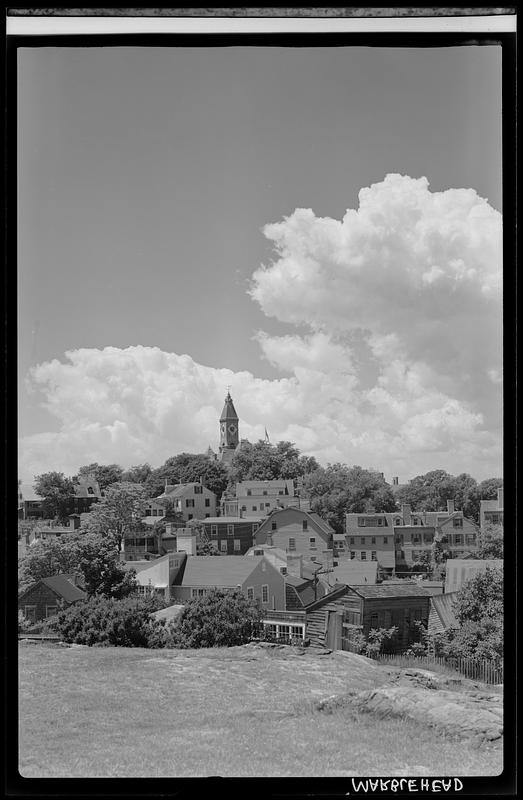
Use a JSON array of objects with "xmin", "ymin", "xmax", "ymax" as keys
[{"xmin": 17, "ymin": 43, "xmax": 503, "ymax": 484}]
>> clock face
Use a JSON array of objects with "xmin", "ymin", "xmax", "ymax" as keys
[{"xmin": 228, "ymin": 423, "xmax": 237, "ymax": 434}]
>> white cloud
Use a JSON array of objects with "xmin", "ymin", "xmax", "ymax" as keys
[{"xmin": 19, "ymin": 175, "xmax": 502, "ymax": 483}]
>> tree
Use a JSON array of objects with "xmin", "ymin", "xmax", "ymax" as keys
[
  {"xmin": 477, "ymin": 524, "xmax": 504, "ymax": 559},
  {"xmin": 81, "ymin": 482, "xmax": 148, "ymax": 551},
  {"xmin": 120, "ymin": 463, "xmax": 153, "ymax": 484},
  {"xmin": 478, "ymin": 477, "xmax": 504, "ymax": 500},
  {"xmin": 18, "ymin": 531, "xmax": 138, "ymax": 599},
  {"xmin": 301, "ymin": 464, "xmax": 397, "ymax": 534},
  {"xmin": 452, "ymin": 565, "xmax": 503, "ymax": 626},
  {"xmin": 395, "ymin": 470, "xmax": 481, "ymax": 522},
  {"xmin": 49, "ymin": 594, "xmax": 165, "ymax": 648},
  {"xmin": 144, "ymin": 454, "xmax": 229, "ymax": 500},
  {"xmin": 172, "ymin": 589, "xmax": 263, "ymax": 648},
  {"xmin": 76, "ymin": 463, "xmax": 124, "ymax": 491},
  {"xmin": 228, "ymin": 440, "xmax": 319, "ymax": 484},
  {"xmin": 33, "ymin": 472, "xmax": 76, "ymax": 522},
  {"xmin": 411, "ymin": 551, "xmax": 432, "ymax": 574}
]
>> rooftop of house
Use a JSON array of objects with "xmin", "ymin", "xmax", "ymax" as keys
[
  {"xmin": 150, "ymin": 604, "xmax": 185, "ymax": 623},
  {"xmin": 430, "ymin": 592, "xmax": 460, "ymax": 630},
  {"xmin": 20, "ymin": 574, "xmax": 87, "ymax": 603},
  {"xmin": 201, "ymin": 516, "xmax": 265, "ymax": 524},
  {"xmin": 445, "ymin": 558, "xmax": 503, "ymax": 569},
  {"xmin": 18, "ymin": 483, "xmax": 41, "ymax": 502},
  {"xmin": 158, "ymin": 482, "xmax": 215, "ymax": 498},
  {"xmin": 180, "ymin": 555, "xmax": 271, "ymax": 588},
  {"xmin": 332, "ymin": 561, "xmax": 379, "ymax": 586},
  {"xmin": 350, "ymin": 584, "xmax": 432, "ymax": 599},
  {"xmin": 236, "ymin": 479, "xmax": 295, "ymax": 492}
]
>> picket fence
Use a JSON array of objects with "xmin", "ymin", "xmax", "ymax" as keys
[{"xmin": 373, "ymin": 653, "xmax": 503, "ymax": 685}]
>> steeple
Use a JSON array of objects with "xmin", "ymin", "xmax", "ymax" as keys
[{"xmin": 218, "ymin": 391, "xmax": 240, "ymax": 463}]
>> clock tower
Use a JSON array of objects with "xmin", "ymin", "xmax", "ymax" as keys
[{"xmin": 218, "ymin": 391, "xmax": 239, "ymax": 464}]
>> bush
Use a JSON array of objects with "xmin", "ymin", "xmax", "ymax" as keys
[
  {"xmin": 18, "ymin": 610, "xmax": 32, "ymax": 633},
  {"xmin": 170, "ymin": 589, "xmax": 263, "ymax": 649},
  {"xmin": 49, "ymin": 594, "xmax": 166, "ymax": 647}
]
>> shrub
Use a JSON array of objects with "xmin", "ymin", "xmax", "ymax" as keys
[
  {"xmin": 49, "ymin": 594, "xmax": 166, "ymax": 647},
  {"xmin": 170, "ymin": 589, "xmax": 263, "ymax": 649},
  {"xmin": 18, "ymin": 610, "xmax": 32, "ymax": 633}
]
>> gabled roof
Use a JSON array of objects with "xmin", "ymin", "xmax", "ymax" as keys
[
  {"xmin": 349, "ymin": 584, "xmax": 432, "ymax": 599},
  {"xmin": 20, "ymin": 574, "xmax": 87, "ymax": 603},
  {"xmin": 255, "ymin": 507, "xmax": 333, "ymax": 539},
  {"xmin": 180, "ymin": 555, "xmax": 267, "ymax": 588},
  {"xmin": 158, "ymin": 482, "xmax": 214, "ymax": 499},
  {"xmin": 73, "ymin": 479, "xmax": 102, "ymax": 498}
]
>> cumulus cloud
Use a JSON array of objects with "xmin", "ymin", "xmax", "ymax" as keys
[{"xmin": 19, "ymin": 175, "xmax": 502, "ymax": 483}]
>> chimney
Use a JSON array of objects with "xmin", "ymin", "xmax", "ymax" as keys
[
  {"xmin": 286, "ymin": 553, "xmax": 303, "ymax": 579},
  {"xmin": 176, "ymin": 528, "xmax": 197, "ymax": 556},
  {"xmin": 393, "ymin": 477, "xmax": 399, "ymax": 486},
  {"xmin": 447, "ymin": 499, "xmax": 455, "ymax": 515},
  {"xmin": 401, "ymin": 504, "xmax": 412, "ymax": 525},
  {"xmin": 497, "ymin": 487, "xmax": 504, "ymax": 509}
]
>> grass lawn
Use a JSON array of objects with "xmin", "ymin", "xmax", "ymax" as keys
[{"xmin": 18, "ymin": 642, "xmax": 503, "ymax": 778}]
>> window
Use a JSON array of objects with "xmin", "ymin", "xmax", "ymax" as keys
[
  {"xmin": 188, "ymin": 514, "xmax": 193, "ymax": 520},
  {"xmin": 261, "ymin": 585, "xmax": 269, "ymax": 604},
  {"xmin": 302, "ymin": 520, "xmax": 308, "ymax": 531},
  {"xmin": 252, "ymin": 505, "xmax": 257, "ymax": 511},
  {"xmin": 346, "ymin": 610, "xmax": 361, "ymax": 625},
  {"xmin": 360, "ymin": 537, "xmax": 365, "ymax": 544},
  {"xmin": 454, "ymin": 534, "xmax": 463, "ymax": 545},
  {"xmin": 412, "ymin": 550, "xmax": 418, "ymax": 560},
  {"xmin": 466, "ymin": 533, "xmax": 475, "ymax": 544},
  {"xmin": 252, "ymin": 523, "xmax": 259, "ymax": 533},
  {"xmin": 211, "ymin": 525, "xmax": 218, "ymax": 537},
  {"xmin": 205, "ymin": 513, "xmax": 210, "ymax": 518},
  {"xmin": 288, "ymin": 538, "xmax": 296, "ymax": 551},
  {"xmin": 357, "ymin": 517, "xmax": 366, "ymax": 527},
  {"xmin": 247, "ymin": 489, "xmax": 252, "ymax": 496},
  {"xmin": 241, "ymin": 505, "xmax": 247, "ymax": 512},
  {"xmin": 371, "ymin": 537, "xmax": 376, "ymax": 544},
  {"xmin": 453, "ymin": 518, "xmax": 463, "ymax": 528},
  {"xmin": 291, "ymin": 625, "xmax": 304, "ymax": 639},
  {"xmin": 361, "ymin": 551, "xmax": 367, "ymax": 560},
  {"xmin": 377, "ymin": 518, "xmax": 384, "ymax": 526},
  {"xmin": 278, "ymin": 490, "xmax": 284, "ymax": 495},
  {"xmin": 205, "ymin": 498, "xmax": 210, "ymax": 507},
  {"xmin": 87, "ymin": 487, "xmax": 94, "ymax": 495},
  {"xmin": 424, "ymin": 533, "xmax": 433, "ymax": 543},
  {"xmin": 246, "ymin": 587, "xmax": 254, "ymax": 600},
  {"xmin": 45, "ymin": 605, "xmax": 57, "ymax": 618},
  {"xmin": 350, "ymin": 537, "xmax": 355, "ymax": 545},
  {"xmin": 350, "ymin": 551, "xmax": 356, "ymax": 559},
  {"xmin": 413, "ymin": 517, "xmax": 418, "ymax": 525},
  {"xmin": 186, "ymin": 499, "xmax": 195, "ymax": 508},
  {"xmin": 191, "ymin": 589, "xmax": 198, "ymax": 598},
  {"xmin": 220, "ymin": 540, "xmax": 228, "ymax": 552},
  {"xmin": 383, "ymin": 536, "xmax": 388, "ymax": 544},
  {"xmin": 413, "ymin": 534, "xmax": 421, "ymax": 543},
  {"xmin": 395, "ymin": 518, "xmax": 402, "ymax": 525},
  {"xmin": 145, "ymin": 509, "xmax": 151, "ymax": 515},
  {"xmin": 234, "ymin": 539, "xmax": 241, "ymax": 552},
  {"xmin": 263, "ymin": 490, "xmax": 268, "ymax": 496},
  {"xmin": 194, "ymin": 485, "xmax": 203, "ymax": 494},
  {"xmin": 280, "ymin": 567, "xmax": 287, "ymax": 575},
  {"xmin": 271, "ymin": 522, "xmax": 277, "ymax": 531},
  {"xmin": 370, "ymin": 613, "xmax": 378, "ymax": 628},
  {"xmin": 371, "ymin": 551, "xmax": 377, "ymax": 561},
  {"xmin": 227, "ymin": 524, "xmax": 234, "ymax": 536}
]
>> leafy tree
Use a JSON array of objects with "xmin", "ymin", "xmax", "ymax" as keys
[
  {"xmin": 301, "ymin": 464, "xmax": 397, "ymax": 534},
  {"xmin": 395, "ymin": 470, "xmax": 481, "ymax": 522},
  {"xmin": 411, "ymin": 551, "xmax": 432, "ymax": 574},
  {"xmin": 478, "ymin": 477, "xmax": 504, "ymax": 500},
  {"xmin": 145, "ymin": 454, "xmax": 229, "ymax": 500},
  {"xmin": 229, "ymin": 440, "xmax": 319, "ymax": 484},
  {"xmin": 452, "ymin": 566, "xmax": 503, "ymax": 626},
  {"xmin": 172, "ymin": 589, "xmax": 263, "ymax": 648},
  {"xmin": 18, "ymin": 532, "xmax": 138, "ymax": 599},
  {"xmin": 33, "ymin": 472, "xmax": 76, "ymax": 522},
  {"xmin": 477, "ymin": 524, "xmax": 504, "ymax": 559},
  {"xmin": 81, "ymin": 482, "xmax": 148, "ymax": 551},
  {"xmin": 49, "ymin": 594, "xmax": 165, "ymax": 647},
  {"xmin": 121, "ymin": 463, "xmax": 153, "ymax": 485},
  {"xmin": 349, "ymin": 626, "xmax": 399, "ymax": 658},
  {"xmin": 76, "ymin": 463, "xmax": 124, "ymax": 491}
]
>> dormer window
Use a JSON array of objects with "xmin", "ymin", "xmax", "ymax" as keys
[{"xmin": 87, "ymin": 487, "xmax": 94, "ymax": 495}]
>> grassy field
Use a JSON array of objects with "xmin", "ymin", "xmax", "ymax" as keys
[{"xmin": 18, "ymin": 642, "xmax": 503, "ymax": 778}]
